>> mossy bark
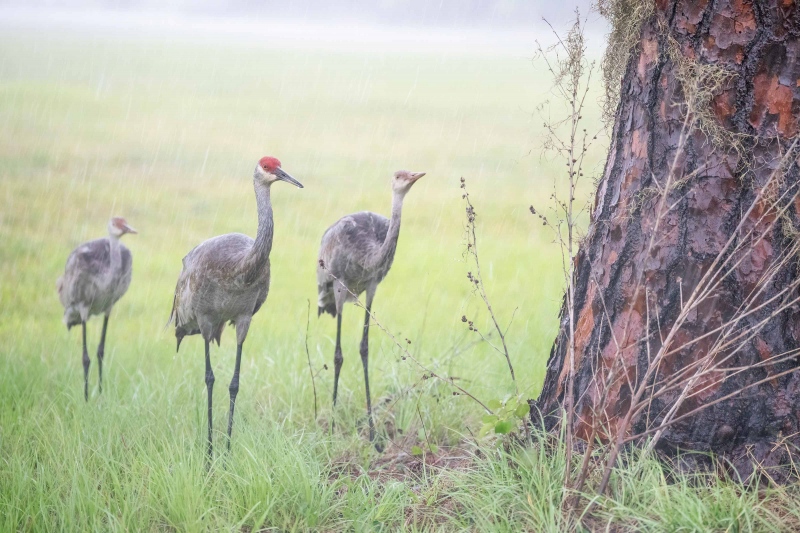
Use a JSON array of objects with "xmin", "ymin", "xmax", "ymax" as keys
[{"xmin": 535, "ymin": 0, "xmax": 800, "ymax": 479}]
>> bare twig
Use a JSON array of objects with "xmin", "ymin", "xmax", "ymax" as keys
[
  {"xmin": 417, "ymin": 404, "xmax": 433, "ymax": 453},
  {"xmin": 304, "ymin": 299, "xmax": 318, "ymax": 420},
  {"xmin": 461, "ymin": 178, "xmax": 517, "ymax": 390}
]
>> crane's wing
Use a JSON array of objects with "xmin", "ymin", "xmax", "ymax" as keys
[
  {"xmin": 316, "ymin": 212, "xmax": 388, "ymax": 316},
  {"xmin": 69, "ymin": 238, "xmax": 111, "ymax": 275},
  {"xmin": 168, "ymin": 261, "xmax": 199, "ymax": 351},
  {"xmin": 58, "ymin": 239, "xmax": 110, "ymax": 306},
  {"xmin": 252, "ymin": 280, "xmax": 270, "ymax": 316},
  {"xmin": 168, "ymin": 234, "xmax": 256, "ymax": 350},
  {"xmin": 57, "ymin": 238, "xmax": 114, "ymax": 328},
  {"xmin": 319, "ymin": 212, "xmax": 389, "ymax": 271},
  {"xmin": 168, "ymin": 241, "xmax": 202, "ymax": 338},
  {"xmin": 169, "ymin": 254, "xmax": 195, "ymax": 329}
]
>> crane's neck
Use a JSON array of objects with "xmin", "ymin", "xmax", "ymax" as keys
[
  {"xmin": 371, "ymin": 190, "xmax": 406, "ymax": 271},
  {"xmin": 241, "ymin": 180, "xmax": 274, "ymax": 281},
  {"xmin": 107, "ymin": 233, "xmax": 122, "ymax": 272}
]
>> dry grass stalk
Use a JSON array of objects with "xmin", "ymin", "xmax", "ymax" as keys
[
  {"xmin": 461, "ymin": 177, "xmax": 517, "ymax": 390},
  {"xmin": 534, "ymin": 11, "xmax": 604, "ymax": 507},
  {"xmin": 304, "ymin": 299, "xmax": 319, "ymax": 420}
]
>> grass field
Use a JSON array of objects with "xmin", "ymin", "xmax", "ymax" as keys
[{"xmin": 2, "ymin": 26, "xmax": 799, "ymax": 532}]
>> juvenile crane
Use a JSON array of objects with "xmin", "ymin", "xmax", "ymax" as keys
[
  {"xmin": 169, "ymin": 156, "xmax": 302, "ymax": 460},
  {"xmin": 317, "ymin": 170, "xmax": 426, "ymax": 441},
  {"xmin": 57, "ymin": 217, "xmax": 137, "ymax": 401}
]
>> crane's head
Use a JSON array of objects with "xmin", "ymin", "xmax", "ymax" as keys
[
  {"xmin": 108, "ymin": 217, "xmax": 137, "ymax": 238},
  {"xmin": 391, "ymin": 170, "xmax": 426, "ymax": 195},
  {"xmin": 254, "ymin": 156, "xmax": 304, "ymax": 188}
]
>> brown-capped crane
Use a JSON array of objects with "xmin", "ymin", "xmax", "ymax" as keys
[
  {"xmin": 58, "ymin": 217, "xmax": 137, "ymax": 401},
  {"xmin": 317, "ymin": 170, "xmax": 425, "ymax": 441}
]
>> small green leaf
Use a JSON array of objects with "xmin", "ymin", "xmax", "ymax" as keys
[
  {"xmin": 495, "ymin": 420, "xmax": 513, "ymax": 434},
  {"xmin": 488, "ymin": 399, "xmax": 502, "ymax": 410},
  {"xmin": 411, "ymin": 445, "xmax": 424, "ymax": 456},
  {"xmin": 482, "ymin": 414, "xmax": 499, "ymax": 424},
  {"xmin": 514, "ymin": 402, "xmax": 531, "ymax": 418},
  {"xmin": 506, "ymin": 396, "xmax": 519, "ymax": 412},
  {"xmin": 428, "ymin": 444, "xmax": 439, "ymax": 454},
  {"xmin": 479, "ymin": 424, "xmax": 493, "ymax": 438}
]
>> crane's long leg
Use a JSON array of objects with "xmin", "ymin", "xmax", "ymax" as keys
[
  {"xmin": 226, "ymin": 342, "xmax": 243, "ymax": 451},
  {"xmin": 97, "ymin": 314, "xmax": 109, "ymax": 395},
  {"xmin": 332, "ymin": 312, "xmax": 344, "ymax": 407},
  {"xmin": 82, "ymin": 321, "xmax": 90, "ymax": 402},
  {"xmin": 204, "ymin": 339, "xmax": 215, "ymax": 463},
  {"xmin": 360, "ymin": 294, "xmax": 375, "ymax": 442}
]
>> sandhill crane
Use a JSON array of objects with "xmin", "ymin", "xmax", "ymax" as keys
[
  {"xmin": 169, "ymin": 156, "xmax": 303, "ymax": 460},
  {"xmin": 317, "ymin": 170, "xmax": 426, "ymax": 441},
  {"xmin": 57, "ymin": 217, "xmax": 137, "ymax": 401}
]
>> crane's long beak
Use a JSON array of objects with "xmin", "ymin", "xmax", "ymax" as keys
[
  {"xmin": 123, "ymin": 223, "xmax": 138, "ymax": 235},
  {"xmin": 276, "ymin": 168, "xmax": 304, "ymax": 188},
  {"xmin": 410, "ymin": 172, "xmax": 426, "ymax": 181}
]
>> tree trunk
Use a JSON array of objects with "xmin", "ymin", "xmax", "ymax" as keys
[{"xmin": 535, "ymin": 0, "xmax": 800, "ymax": 479}]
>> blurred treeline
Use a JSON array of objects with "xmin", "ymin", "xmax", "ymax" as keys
[{"xmin": 12, "ymin": 0, "xmax": 596, "ymax": 28}]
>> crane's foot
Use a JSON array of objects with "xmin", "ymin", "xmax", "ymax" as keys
[
  {"xmin": 367, "ymin": 415, "xmax": 376, "ymax": 443},
  {"xmin": 368, "ymin": 422, "xmax": 385, "ymax": 452}
]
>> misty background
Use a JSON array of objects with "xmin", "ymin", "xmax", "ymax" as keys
[
  {"xmin": 0, "ymin": 0, "xmax": 607, "ymax": 54},
  {"xmin": 3, "ymin": 1, "xmax": 598, "ymax": 27}
]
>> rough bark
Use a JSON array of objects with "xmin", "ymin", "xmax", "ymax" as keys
[{"xmin": 535, "ymin": 0, "xmax": 800, "ymax": 479}]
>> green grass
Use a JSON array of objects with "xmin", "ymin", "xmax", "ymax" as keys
[{"xmin": 1, "ymin": 30, "xmax": 797, "ymax": 532}]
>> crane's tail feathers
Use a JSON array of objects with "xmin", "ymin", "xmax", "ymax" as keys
[
  {"xmin": 318, "ymin": 302, "xmax": 337, "ymax": 317},
  {"xmin": 165, "ymin": 291, "xmax": 179, "ymax": 333},
  {"xmin": 175, "ymin": 326, "xmax": 201, "ymax": 352},
  {"xmin": 317, "ymin": 280, "xmax": 336, "ymax": 317},
  {"xmin": 63, "ymin": 307, "xmax": 82, "ymax": 331},
  {"xmin": 213, "ymin": 324, "xmax": 224, "ymax": 346}
]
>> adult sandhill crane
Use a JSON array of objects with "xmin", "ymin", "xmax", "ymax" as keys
[
  {"xmin": 169, "ymin": 156, "xmax": 303, "ymax": 460},
  {"xmin": 57, "ymin": 217, "xmax": 137, "ymax": 401},
  {"xmin": 317, "ymin": 169, "xmax": 426, "ymax": 441}
]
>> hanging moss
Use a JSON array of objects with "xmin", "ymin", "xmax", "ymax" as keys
[
  {"xmin": 598, "ymin": 1, "xmax": 748, "ymax": 159},
  {"xmin": 597, "ymin": 0, "xmax": 655, "ymax": 124}
]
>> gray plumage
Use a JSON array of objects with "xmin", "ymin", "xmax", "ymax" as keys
[
  {"xmin": 317, "ymin": 170, "xmax": 425, "ymax": 443},
  {"xmin": 168, "ymin": 157, "xmax": 302, "ymax": 461},
  {"xmin": 57, "ymin": 216, "xmax": 137, "ymax": 400},
  {"xmin": 58, "ymin": 237, "xmax": 133, "ymax": 328},
  {"xmin": 169, "ymin": 230, "xmax": 270, "ymax": 351},
  {"xmin": 316, "ymin": 211, "xmax": 392, "ymax": 317}
]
